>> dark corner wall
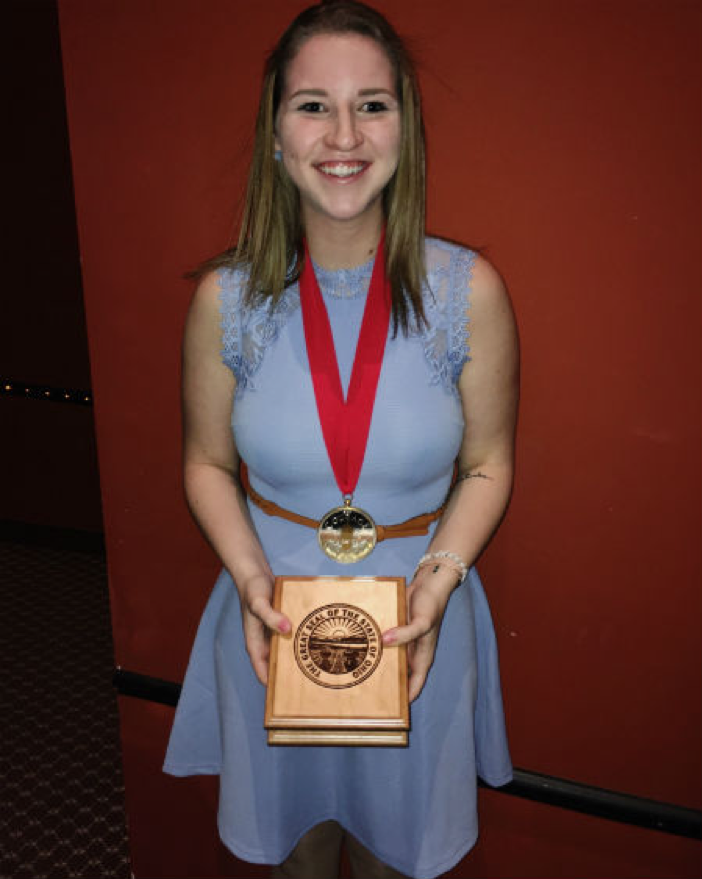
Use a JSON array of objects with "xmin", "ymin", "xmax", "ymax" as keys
[{"xmin": 2, "ymin": 0, "xmax": 102, "ymax": 534}]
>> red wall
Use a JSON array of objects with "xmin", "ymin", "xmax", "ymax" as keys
[{"xmin": 58, "ymin": 1, "xmax": 702, "ymax": 876}]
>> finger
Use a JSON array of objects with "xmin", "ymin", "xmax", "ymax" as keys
[
  {"xmin": 408, "ymin": 668, "xmax": 426, "ymax": 703},
  {"xmin": 382, "ymin": 615, "xmax": 431, "ymax": 646},
  {"xmin": 249, "ymin": 594, "xmax": 292, "ymax": 634},
  {"xmin": 249, "ymin": 648, "xmax": 269, "ymax": 686},
  {"xmin": 407, "ymin": 637, "xmax": 436, "ymax": 702},
  {"xmin": 242, "ymin": 615, "xmax": 271, "ymax": 685}
]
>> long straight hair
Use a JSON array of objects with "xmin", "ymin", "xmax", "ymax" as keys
[{"xmin": 197, "ymin": 0, "xmax": 427, "ymax": 335}]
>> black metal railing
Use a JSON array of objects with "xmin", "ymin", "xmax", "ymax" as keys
[{"xmin": 113, "ymin": 667, "xmax": 702, "ymax": 841}]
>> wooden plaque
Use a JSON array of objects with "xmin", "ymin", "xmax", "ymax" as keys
[{"xmin": 265, "ymin": 576, "xmax": 409, "ymax": 746}]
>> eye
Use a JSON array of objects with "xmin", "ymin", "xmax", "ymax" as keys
[
  {"xmin": 297, "ymin": 101, "xmax": 326, "ymax": 113},
  {"xmin": 360, "ymin": 100, "xmax": 389, "ymax": 113}
]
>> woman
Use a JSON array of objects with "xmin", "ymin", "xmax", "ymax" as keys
[{"xmin": 164, "ymin": 2, "xmax": 519, "ymax": 877}]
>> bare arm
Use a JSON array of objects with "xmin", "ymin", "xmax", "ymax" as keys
[
  {"xmin": 182, "ymin": 272, "xmax": 290, "ymax": 685},
  {"xmin": 384, "ymin": 254, "xmax": 520, "ymax": 701}
]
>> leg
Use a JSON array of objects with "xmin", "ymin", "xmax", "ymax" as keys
[
  {"xmin": 345, "ymin": 832, "xmax": 412, "ymax": 879},
  {"xmin": 270, "ymin": 820, "xmax": 344, "ymax": 879}
]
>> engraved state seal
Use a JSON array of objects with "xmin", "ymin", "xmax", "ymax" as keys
[{"xmin": 294, "ymin": 603, "xmax": 383, "ymax": 689}]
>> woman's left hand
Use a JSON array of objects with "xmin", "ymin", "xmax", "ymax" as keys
[{"xmin": 382, "ymin": 567, "xmax": 459, "ymax": 702}]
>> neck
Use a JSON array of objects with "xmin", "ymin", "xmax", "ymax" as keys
[{"xmin": 303, "ymin": 209, "xmax": 383, "ymax": 270}]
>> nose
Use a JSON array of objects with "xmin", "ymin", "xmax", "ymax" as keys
[{"xmin": 325, "ymin": 106, "xmax": 363, "ymax": 151}]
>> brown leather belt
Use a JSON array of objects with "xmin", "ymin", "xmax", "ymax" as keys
[{"xmin": 239, "ymin": 463, "xmax": 447, "ymax": 540}]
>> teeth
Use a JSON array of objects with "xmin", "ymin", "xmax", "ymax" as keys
[{"xmin": 318, "ymin": 164, "xmax": 365, "ymax": 178}]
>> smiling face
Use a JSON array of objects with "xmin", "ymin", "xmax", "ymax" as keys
[{"xmin": 275, "ymin": 33, "xmax": 401, "ymax": 236}]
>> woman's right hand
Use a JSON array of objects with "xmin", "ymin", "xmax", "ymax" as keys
[{"xmin": 239, "ymin": 573, "xmax": 291, "ymax": 686}]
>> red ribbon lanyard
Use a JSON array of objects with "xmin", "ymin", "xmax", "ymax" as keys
[{"xmin": 299, "ymin": 232, "xmax": 391, "ymax": 498}]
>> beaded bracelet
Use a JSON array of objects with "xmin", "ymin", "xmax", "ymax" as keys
[{"xmin": 413, "ymin": 550, "xmax": 468, "ymax": 584}]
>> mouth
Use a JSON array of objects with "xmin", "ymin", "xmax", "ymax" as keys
[{"xmin": 314, "ymin": 161, "xmax": 370, "ymax": 180}]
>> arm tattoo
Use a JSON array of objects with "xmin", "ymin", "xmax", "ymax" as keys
[{"xmin": 456, "ymin": 470, "xmax": 493, "ymax": 483}]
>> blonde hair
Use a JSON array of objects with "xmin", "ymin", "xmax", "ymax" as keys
[{"xmin": 199, "ymin": 0, "xmax": 427, "ymax": 335}]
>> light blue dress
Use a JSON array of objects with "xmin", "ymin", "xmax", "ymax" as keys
[{"xmin": 163, "ymin": 237, "xmax": 512, "ymax": 879}]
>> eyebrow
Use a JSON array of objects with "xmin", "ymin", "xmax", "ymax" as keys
[{"xmin": 288, "ymin": 88, "xmax": 396, "ymax": 99}]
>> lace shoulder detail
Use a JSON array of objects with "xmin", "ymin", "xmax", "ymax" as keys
[
  {"xmin": 419, "ymin": 237, "xmax": 475, "ymax": 391},
  {"xmin": 218, "ymin": 267, "xmax": 301, "ymax": 393}
]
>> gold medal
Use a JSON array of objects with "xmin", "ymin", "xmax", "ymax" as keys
[
  {"xmin": 300, "ymin": 233, "xmax": 391, "ymax": 564},
  {"xmin": 317, "ymin": 497, "xmax": 377, "ymax": 563}
]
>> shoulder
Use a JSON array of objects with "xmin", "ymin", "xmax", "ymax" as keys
[
  {"xmin": 457, "ymin": 249, "xmax": 519, "ymax": 384},
  {"xmin": 425, "ymin": 235, "xmax": 509, "ymax": 311},
  {"xmin": 188, "ymin": 264, "xmax": 252, "ymax": 338},
  {"xmin": 423, "ymin": 236, "xmax": 476, "ymax": 309},
  {"xmin": 186, "ymin": 265, "xmax": 246, "ymax": 315},
  {"xmin": 469, "ymin": 253, "xmax": 511, "ymax": 321},
  {"xmin": 464, "ymin": 253, "xmax": 515, "ymax": 349},
  {"xmin": 424, "ymin": 235, "xmax": 476, "ymax": 278},
  {"xmin": 181, "ymin": 273, "xmax": 229, "ymax": 382},
  {"xmin": 419, "ymin": 236, "xmax": 517, "ymax": 381},
  {"xmin": 197, "ymin": 263, "xmax": 300, "ymax": 388},
  {"xmin": 186, "ymin": 270, "xmax": 223, "ymax": 336},
  {"xmin": 185, "ymin": 268, "xmax": 245, "ymax": 373}
]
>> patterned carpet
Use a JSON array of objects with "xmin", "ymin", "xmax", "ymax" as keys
[{"xmin": 0, "ymin": 537, "xmax": 131, "ymax": 879}]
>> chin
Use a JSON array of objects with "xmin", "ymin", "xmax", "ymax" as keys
[{"xmin": 314, "ymin": 195, "xmax": 385, "ymax": 226}]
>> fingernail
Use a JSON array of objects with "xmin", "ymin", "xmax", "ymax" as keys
[
  {"xmin": 278, "ymin": 620, "xmax": 291, "ymax": 634},
  {"xmin": 383, "ymin": 632, "xmax": 396, "ymax": 645}
]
